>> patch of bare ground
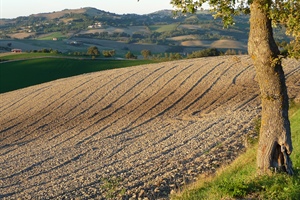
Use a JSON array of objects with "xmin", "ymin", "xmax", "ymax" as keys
[
  {"xmin": 210, "ymin": 39, "xmax": 247, "ymax": 49},
  {"xmin": 167, "ymin": 35, "xmax": 199, "ymax": 41},
  {"xmin": 180, "ymin": 40, "xmax": 211, "ymax": 47},
  {"xmin": 1, "ymin": 56, "xmax": 299, "ymax": 199},
  {"xmin": 7, "ymin": 32, "xmax": 36, "ymax": 40}
]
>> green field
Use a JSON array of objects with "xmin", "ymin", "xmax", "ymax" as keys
[
  {"xmin": 37, "ymin": 32, "xmax": 68, "ymax": 40},
  {"xmin": 172, "ymin": 102, "xmax": 300, "ymax": 200},
  {"xmin": 0, "ymin": 57, "xmax": 156, "ymax": 93},
  {"xmin": 0, "ymin": 52, "xmax": 66, "ymax": 60},
  {"xmin": 149, "ymin": 23, "xmax": 179, "ymax": 33}
]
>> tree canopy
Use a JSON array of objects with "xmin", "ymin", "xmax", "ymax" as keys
[
  {"xmin": 141, "ymin": 49, "xmax": 152, "ymax": 59},
  {"xmin": 170, "ymin": 0, "xmax": 299, "ymax": 58},
  {"xmin": 125, "ymin": 51, "xmax": 137, "ymax": 59},
  {"xmin": 87, "ymin": 46, "xmax": 100, "ymax": 56}
]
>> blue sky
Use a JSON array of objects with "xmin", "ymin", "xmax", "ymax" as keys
[{"xmin": 0, "ymin": 0, "xmax": 175, "ymax": 19}]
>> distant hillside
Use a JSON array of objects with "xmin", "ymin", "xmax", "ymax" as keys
[
  {"xmin": 32, "ymin": 8, "xmax": 88, "ymax": 19},
  {"xmin": 0, "ymin": 7, "xmax": 289, "ymax": 54},
  {"xmin": 0, "ymin": 7, "xmax": 247, "ymax": 40}
]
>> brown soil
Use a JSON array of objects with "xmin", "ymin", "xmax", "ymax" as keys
[
  {"xmin": 1, "ymin": 56, "xmax": 299, "ymax": 199},
  {"xmin": 210, "ymin": 39, "xmax": 247, "ymax": 50},
  {"xmin": 167, "ymin": 35, "xmax": 199, "ymax": 41},
  {"xmin": 180, "ymin": 40, "xmax": 210, "ymax": 47},
  {"xmin": 7, "ymin": 33, "xmax": 35, "ymax": 40}
]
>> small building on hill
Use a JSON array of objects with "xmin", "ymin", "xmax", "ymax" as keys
[{"xmin": 11, "ymin": 49, "xmax": 22, "ymax": 53}]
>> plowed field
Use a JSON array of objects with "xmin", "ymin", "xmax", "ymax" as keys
[{"xmin": 1, "ymin": 56, "xmax": 299, "ymax": 199}]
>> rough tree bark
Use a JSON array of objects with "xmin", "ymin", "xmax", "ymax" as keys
[{"xmin": 248, "ymin": 0, "xmax": 293, "ymax": 175}]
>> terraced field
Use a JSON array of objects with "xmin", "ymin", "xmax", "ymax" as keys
[{"xmin": 1, "ymin": 56, "xmax": 299, "ymax": 199}]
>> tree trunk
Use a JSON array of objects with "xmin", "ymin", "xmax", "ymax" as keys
[{"xmin": 248, "ymin": 0, "xmax": 293, "ymax": 175}]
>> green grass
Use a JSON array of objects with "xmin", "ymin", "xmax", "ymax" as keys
[
  {"xmin": 0, "ymin": 57, "xmax": 157, "ymax": 93},
  {"xmin": 37, "ymin": 32, "xmax": 68, "ymax": 40},
  {"xmin": 172, "ymin": 103, "xmax": 300, "ymax": 200},
  {"xmin": 290, "ymin": 101, "xmax": 300, "ymax": 168},
  {"xmin": 0, "ymin": 52, "xmax": 65, "ymax": 60},
  {"xmin": 149, "ymin": 23, "xmax": 179, "ymax": 33}
]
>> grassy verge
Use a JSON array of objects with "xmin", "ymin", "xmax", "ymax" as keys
[
  {"xmin": 172, "ymin": 103, "xmax": 300, "ymax": 200},
  {"xmin": 0, "ymin": 57, "xmax": 157, "ymax": 93},
  {"xmin": 0, "ymin": 52, "xmax": 66, "ymax": 60}
]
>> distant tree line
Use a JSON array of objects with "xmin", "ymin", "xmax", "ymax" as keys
[
  {"xmin": 82, "ymin": 46, "xmax": 246, "ymax": 60},
  {"xmin": 14, "ymin": 45, "xmax": 246, "ymax": 62},
  {"xmin": 25, "ymin": 48, "xmax": 62, "ymax": 54}
]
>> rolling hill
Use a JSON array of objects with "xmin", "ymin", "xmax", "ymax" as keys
[
  {"xmin": 0, "ymin": 7, "xmax": 252, "ymax": 55},
  {"xmin": 0, "ymin": 7, "xmax": 290, "ymax": 56},
  {"xmin": 1, "ymin": 56, "xmax": 299, "ymax": 199}
]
